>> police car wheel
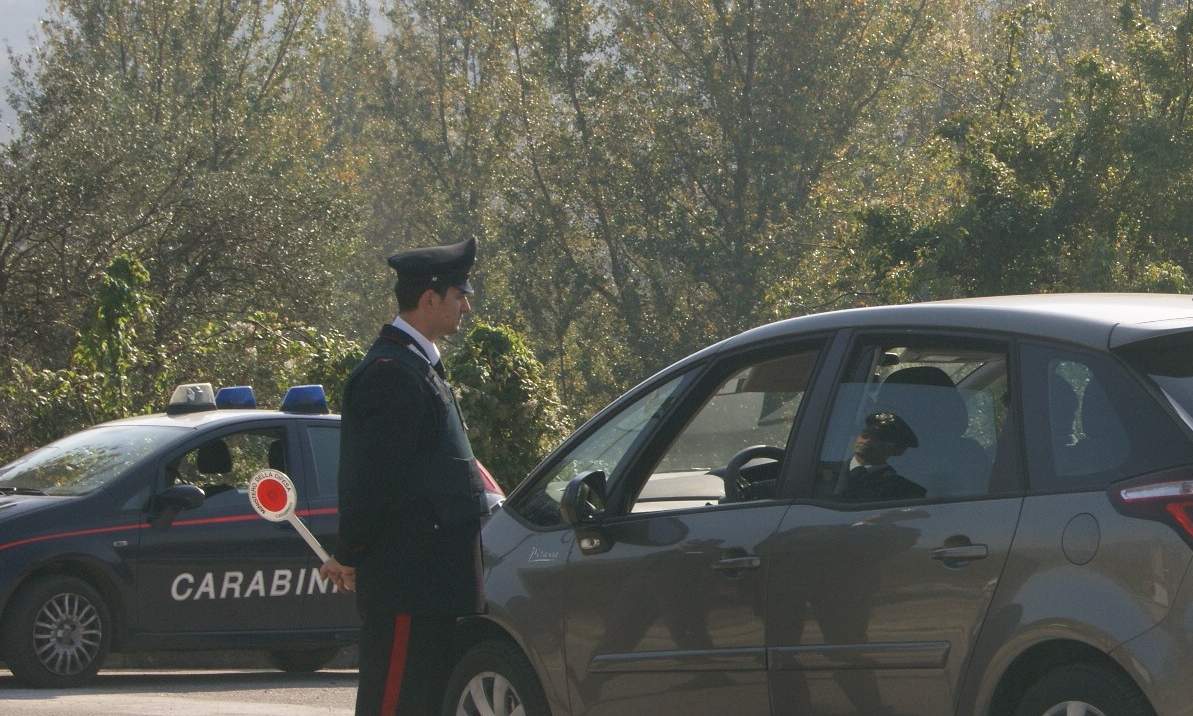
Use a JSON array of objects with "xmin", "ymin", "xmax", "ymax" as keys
[
  {"xmin": 267, "ymin": 646, "xmax": 340, "ymax": 673},
  {"xmin": 1, "ymin": 575, "xmax": 112, "ymax": 688},
  {"xmin": 443, "ymin": 640, "xmax": 549, "ymax": 716},
  {"xmin": 1012, "ymin": 663, "xmax": 1154, "ymax": 716}
]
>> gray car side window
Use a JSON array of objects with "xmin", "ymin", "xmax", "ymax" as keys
[
  {"xmin": 628, "ymin": 349, "xmax": 820, "ymax": 513},
  {"xmin": 1021, "ymin": 342, "xmax": 1192, "ymax": 491},
  {"xmin": 814, "ymin": 338, "xmax": 1011, "ymax": 503},
  {"xmin": 513, "ymin": 373, "xmax": 690, "ymax": 528}
]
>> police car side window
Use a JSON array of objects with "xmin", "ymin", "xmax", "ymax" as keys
[
  {"xmin": 306, "ymin": 426, "xmax": 340, "ymax": 497},
  {"xmin": 169, "ymin": 428, "xmax": 286, "ymax": 501},
  {"xmin": 512, "ymin": 373, "xmax": 690, "ymax": 528}
]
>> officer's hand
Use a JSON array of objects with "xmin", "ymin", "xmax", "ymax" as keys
[{"xmin": 319, "ymin": 557, "xmax": 356, "ymax": 592}]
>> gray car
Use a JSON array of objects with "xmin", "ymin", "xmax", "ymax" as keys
[{"xmin": 442, "ymin": 294, "xmax": 1193, "ymax": 716}]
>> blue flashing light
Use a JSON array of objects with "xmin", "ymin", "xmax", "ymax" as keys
[
  {"xmin": 215, "ymin": 386, "xmax": 257, "ymax": 409},
  {"xmin": 281, "ymin": 384, "xmax": 329, "ymax": 414}
]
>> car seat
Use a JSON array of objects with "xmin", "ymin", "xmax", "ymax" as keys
[
  {"xmin": 878, "ymin": 366, "xmax": 992, "ymax": 498},
  {"xmin": 1063, "ymin": 376, "xmax": 1129, "ymax": 478},
  {"xmin": 195, "ymin": 439, "xmax": 235, "ymax": 496},
  {"xmin": 197, "ymin": 440, "xmax": 232, "ymax": 474},
  {"xmin": 268, "ymin": 439, "xmax": 287, "ymax": 472}
]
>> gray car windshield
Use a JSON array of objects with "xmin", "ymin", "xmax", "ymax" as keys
[
  {"xmin": 0, "ymin": 426, "xmax": 183, "ymax": 496},
  {"xmin": 1119, "ymin": 332, "xmax": 1193, "ymax": 429}
]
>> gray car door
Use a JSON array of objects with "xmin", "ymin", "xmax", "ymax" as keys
[
  {"xmin": 765, "ymin": 334, "xmax": 1025, "ymax": 716},
  {"xmin": 563, "ymin": 343, "xmax": 826, "ymax": 715}
]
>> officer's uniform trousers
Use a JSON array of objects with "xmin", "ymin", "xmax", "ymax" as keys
[{"xmin": 356, "ymin": 611, "xmax": 456, "ymax": 714}]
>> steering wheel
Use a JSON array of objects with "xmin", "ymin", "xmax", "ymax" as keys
[{"xmin": 721, "ymin": 445, "xmax": 786, "ymax": 502}]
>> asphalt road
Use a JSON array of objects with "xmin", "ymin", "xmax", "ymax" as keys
[{"xmin": 0, "ymin": 668, "xmax": 358, "ymax": 715}]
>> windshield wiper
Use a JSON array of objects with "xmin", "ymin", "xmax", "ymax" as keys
[{"xmin": 0, "ymin": 486, "xmax": 48, "ymax": 496}]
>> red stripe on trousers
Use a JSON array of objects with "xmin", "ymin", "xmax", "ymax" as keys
[{"xmin": 381, "ymin": 614, "xmax": 412, "ymax": 715}]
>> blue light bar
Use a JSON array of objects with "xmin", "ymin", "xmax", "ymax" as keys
[
  {"xmin": 281, "ymin": 384, "xmax": 328, "ymax": 414},
  {"xmin": 215, "ymin": 386, "xmax": 257, "ymax": 409}
]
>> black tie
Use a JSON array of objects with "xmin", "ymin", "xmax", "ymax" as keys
[{"xmin": 433, "ymin": 361, "xmax": 446, "ymax": 379}]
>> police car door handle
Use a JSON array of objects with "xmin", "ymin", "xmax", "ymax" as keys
[
  {"xmin": 930, "ymin": 544, "xmax": 988, "ymax": 564},
  {"xmin": 712, "ymin": 556, "xmax": 761, "ymax": 571}
]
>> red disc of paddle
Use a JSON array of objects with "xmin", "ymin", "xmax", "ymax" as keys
[
  {"xmin": 248, "ymin": 469, "xmax": 297, "ymax": 522},
  {"xmin": 256, "ymin": 478, "xmax": 288, "ymax": 512}
]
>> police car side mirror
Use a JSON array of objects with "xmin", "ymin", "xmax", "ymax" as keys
[
  {"xmin": 560, "ymin": 470, "xmax": 607, "ymax": 527},
  {"xmin": 158, "ymin": 484, "xmax": 206, "ymax": 510},
  {"xmin": 149, "ymin": 484, "xmax": 206, "ymax": 528}
]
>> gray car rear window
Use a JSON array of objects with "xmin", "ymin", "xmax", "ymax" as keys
[
  {"xmin": 1022, "ymin": 341, "xmax": 1193, "ymax": 492},
  {"xmin": 1119, "ymin": 332, "xmax": 1193, "ymax": 430}
]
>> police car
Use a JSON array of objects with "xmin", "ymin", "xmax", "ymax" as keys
[{"xmin": 0, "ymin": 383, "xmax": 505, "ymax": 688}]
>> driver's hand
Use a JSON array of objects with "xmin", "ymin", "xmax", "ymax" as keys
[{"xmin": 319, "ymin": 557, "xmax": 356, "ymax": 592}]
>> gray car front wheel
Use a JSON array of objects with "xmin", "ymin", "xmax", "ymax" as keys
[
  {"xmin": 442, "ymin": 640, "xmax": 549, "ymax": 716},
  {"xmin": 1013, "ymin": 663, "xmax": 1154, "ymax": 716},
  {"xmin": 456, "ymin": 670, "xmax": 525, "ymax": 716},
  {"xmin": 1039, "ymin": 704, "xmax": 1106, "ymax": 716}
]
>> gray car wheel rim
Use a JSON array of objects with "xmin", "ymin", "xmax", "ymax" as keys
[
  {"xmin": 32, "ymin": 591, "xmax": 103, "ymax": 676},
  {"xmin": 1041, "ymin": 702, "xmax": 1107, "ymax": 716},
  {"xmin": 455, "ymin": 670, "xmax": 525, "ymax": 716}
]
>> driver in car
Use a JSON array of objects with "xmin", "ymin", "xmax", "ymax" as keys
[{"xmin": 837, "ymin": 411, "xmax": 925, "ymax": 502}]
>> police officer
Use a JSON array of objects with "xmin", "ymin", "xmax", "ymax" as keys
[{"xmin": 320, "ymin": 237, "xmax": 487, "ymax": 716}]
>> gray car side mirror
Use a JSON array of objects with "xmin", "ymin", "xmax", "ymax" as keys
[{"xmin": 560, "ymin": 470, "xmax": 607, "ymax": 527}]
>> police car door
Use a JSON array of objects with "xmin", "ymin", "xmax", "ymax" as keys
[
  {"xmin": 562, "ymin": 341, "xmax": 828, "ymax": 715},
  {"xmin": 135, "ymin": 422, "xmax": 313, "ymax": 636}
]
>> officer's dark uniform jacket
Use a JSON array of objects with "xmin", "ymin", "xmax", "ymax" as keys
[
  {"xmin": 335, "ymin": 324, "xmax": 485, "ymax": 615},
  {"xmin": 839, "ymin": 463, "xmax": 926, "ymax": 502}
]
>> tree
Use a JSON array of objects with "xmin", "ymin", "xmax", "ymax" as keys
[
  {"xmin": 855, "ymin": 1, "xmax": 1193, "ymax": 300},
  {"xmin": 0, "ymin": 0, "xmax": 364, "ymax": 369},
  {"xmin": 448, "ymin": 322, "xmax": 570, "ymax": 489}
]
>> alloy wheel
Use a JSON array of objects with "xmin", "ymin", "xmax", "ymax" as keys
[
  {"xmin": 1041, "ymin": 703, "xmax": 1108, "ymax": 716},
  {"xmin": 455, "ymin": 670, "xmax": 525, "ymax": 716},
  {"xmin": 31, "ymin": 591, "xmax": 103, "ymax": 676}
]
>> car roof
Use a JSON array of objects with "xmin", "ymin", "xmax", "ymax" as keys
[
  {"xmin": 706, "ymin": 293, "xmax": 1193, "ymax": 358},
  {"xmin": 95, "ymin": 409, "xmax": 341, "ymax": 430}
]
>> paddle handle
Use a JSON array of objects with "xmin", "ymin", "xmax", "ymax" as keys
[{"xmin": 286, "ymin": 513, "xmax": 331, "ymax": 563}]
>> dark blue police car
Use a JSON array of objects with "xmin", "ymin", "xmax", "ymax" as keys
[{"xmin": 0, "ymin": 383, "xmax": 505, "ymax": 688}]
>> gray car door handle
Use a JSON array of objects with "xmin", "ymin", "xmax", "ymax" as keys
[
  {"xmin": 712, "ymin": 556, "xmax": 761, "ymax": 571},
  {"xmin": 930, "ymin": 545, "xmax": 988, "ymax": 562}
]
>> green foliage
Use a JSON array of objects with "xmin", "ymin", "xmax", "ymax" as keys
[
  {"xmin": 159, "ymin": 312, "xmax": 363, "ymax": 414},
  {"xmin": 73, "ymin": 254, "xmax": 154, "ymax": 414},
  {"xmin": 0, "ymin": 365, "xmax": 111, "ymax": 463},
  {"xmin": 0, "ymin": 0, "xmax": 364, "ymax": 366},
  {"xmin": 0, "ymin": 313, "xmax": 363, "ymax": 464},
  {"xmin": 448, "ymin": 322, "xmax": 570, "ymax": 489},
  {"xmin": 854, "ymin": 1, "xmax": 1193, "ymax": 300}
]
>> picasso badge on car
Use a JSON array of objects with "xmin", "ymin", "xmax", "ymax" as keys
[{"xmin": 248, "ymin": 469, "xmax": 331, "ymax": 563}]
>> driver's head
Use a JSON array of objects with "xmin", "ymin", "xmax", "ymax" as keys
[{"xmin": 853, "ymin": 411, "xmax": 918, "ymax": 465}]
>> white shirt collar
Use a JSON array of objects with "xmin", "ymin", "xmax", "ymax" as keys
[
  {"xmin": 391, "ymin": 315, "xmax": 441, "ymax": 366},
  {"xmin": 849, "ymin": 457, "xmax": 884, "ymax": 472}
]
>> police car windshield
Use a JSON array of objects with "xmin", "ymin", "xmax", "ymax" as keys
[{"xmin": 0, "ymin": 426, "xmax": 183, "ymax": 496}]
